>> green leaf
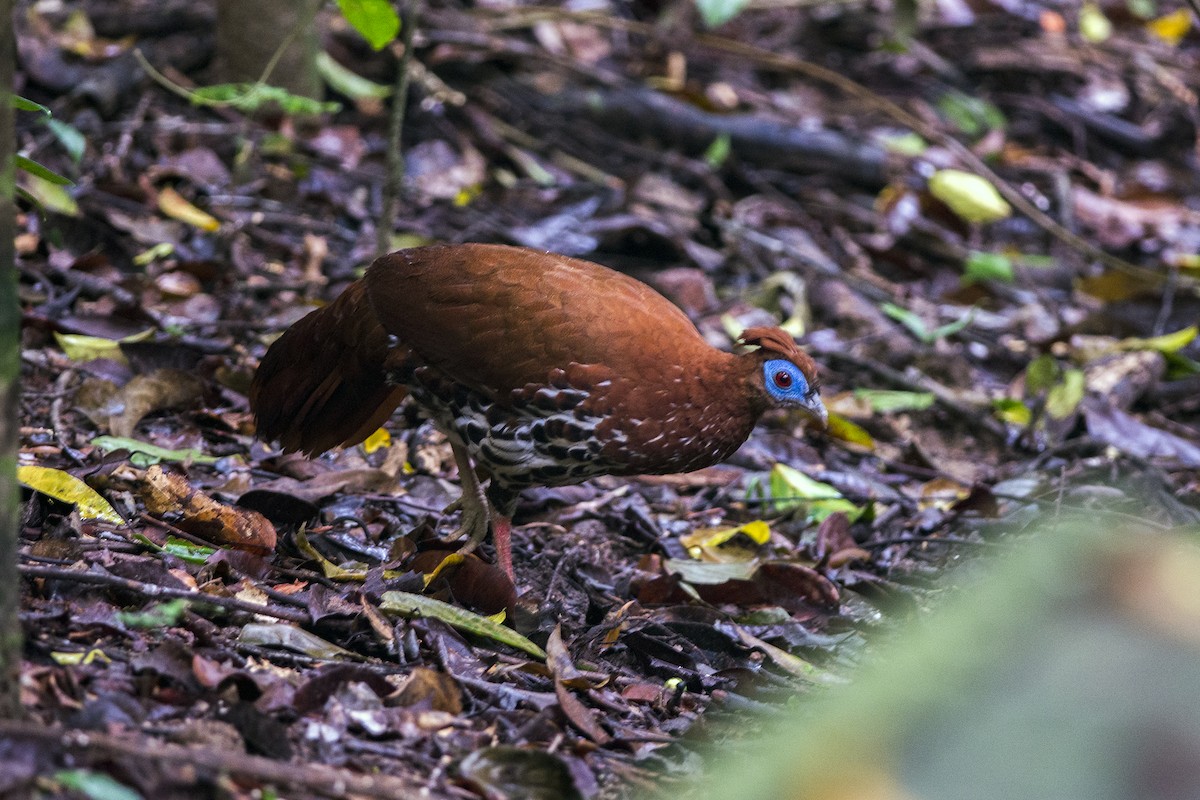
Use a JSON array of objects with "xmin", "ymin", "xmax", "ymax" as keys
[
  {"xmin": 963, "ymin": 251, "xmax": 1014, "ymax": 284},
  {"xmin": 132, "ymin": 533, "xmax": 216, "ymax": 565},
  {"xmin": 12, "ymin": 95, "xmax": 50, "ymax": 114},
  {"xmin": 928, "ymin": 169, "xmax": 1011, "ymax": 224},
  {"xmin": 239, "ymin": 623, "xmax": 357, "ymax": 659},
  {"xmin": 381, "ymin": 591, "xmax": 547, "ymax": 660},
  {"xmin": 881, "ymin": 302, "xmax": 930, "ymax": 341},
  {"xmin": 14, "ymin": 154, "xmax": 72, "ymax": 185},
  {"xmin": 91, "ymin": 435, "xmax": 219, "ymax": 467},
  {"xmin": 133, "ymin": 242, "xmax": 175, "ymax": 266},
  {"xmin": 18, "ymin": 465, "xmax": 124, "ymax": 524},
  {"xmin": 664, "ymin": 559, "xmax": 757, "ymax": 584},
  {"xmin": 190, "ymin": 84, "xmax": 340, "ymax": 115},
  {"xmin": 1046, "ymin": 369, "xmax": 1085, "ymax": 419},
  {"xmin": 1025, "ymin": 355, "xmax": 1060, "ymax": 394},
  {"xmin": 316, "ymin": 51, "xmax": 391, "ymax": 100},
  {"xmin": 1127, "ymin": 0, "xmax": 1157, "ymax": 19},
  {"xmin": 853, "ymin": 389, "xmax": 936, "ymax": 413},
  {"xmin": 54, "ymin": 771, "xmax": 142, "ymax": 800},
  {"xmin": 993, "ymin": 398, "xmax": 1032, "ymax": 426},
  {"xmin": 703, "ymin": 133, "xmax": 732, "ymax": 169},
  {"xmin": 928, "ymin": 306, "xmax": 977, "ymax": 341},
  {"xmin": 1016, "ymin": 253, "xmax": 1057, "ymax": 269},
  {"xmin": 45, "ymin": 117, "xmax": 86, "ymax": 163},
  {"xmin": 880, "ymin": 132, "xmax": 927, "ymax": 156},
  {"xmin": 881, "ymin": 303, "xmax": 974, "ymax": 344},
  {"xmin": 17, "ymin": 171, "xmax": 78, "ymax": 215},
  {"xmin": 695, "ymin": 0, "xmax": 750, "ymax": 27},
  {"xmin": 163, "ymin": 536, "xmax": 216, "ymax": 563},
  {"xmin": 336, "ymin": 0, "xmax": 402, "ymax": 50},
  {"xmin": 767, "ymin": 463, "xmax": 861, "ymax": 522},
  {"xmin": 1164, "ymin": 351, "xmax": 1200, "ymax": 379},
  {"xmin": 117, "ymin": 598, "xmax": 190, "ymax": 629},
  {"xmin": 936, "ymin": 91, "xmax": 1006, "ymax": 138}
]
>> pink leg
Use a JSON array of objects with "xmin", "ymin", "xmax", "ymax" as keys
[{"xmin": 492, "ymin": 514, "xmax": 514, "ymax": 582}]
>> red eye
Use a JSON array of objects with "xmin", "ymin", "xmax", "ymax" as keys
[{"xmin": 773, "ymin": 370, "xmax": 793, "ymax": 389}]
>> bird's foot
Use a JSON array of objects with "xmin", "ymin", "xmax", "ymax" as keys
[
  {"xmin": 438, "ymin": 442, "xmax": 490, "ymax": 552},
  {"xmin": 437, "ymin": 442, "xmax": 514, "ymax": 582},
  {"xmin": 439, "ymin": 492, "xmax": 489, "ymax": 551}
]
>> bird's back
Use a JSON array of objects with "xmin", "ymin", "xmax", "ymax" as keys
[{"xmin": 365, "ymin": 244, "xmax": 715, "ymax": 399}]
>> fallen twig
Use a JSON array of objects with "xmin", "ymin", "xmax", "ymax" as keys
[{"xmin": 0, "ymin": 720, "xmax": 425, "ymax": 799}]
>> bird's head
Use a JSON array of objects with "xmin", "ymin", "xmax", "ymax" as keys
[{"xmin": 737, "ymin": 327, "xmax": 827, "ymax": 429}]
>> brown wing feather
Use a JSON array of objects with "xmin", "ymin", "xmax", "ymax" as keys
[
  {"xmin": 250, "ymin": 281, "xmax": 408, "ymax": 455},
  {"xmin": 363, "ymin": 244, "xmax": 716, "ymax": 398}
]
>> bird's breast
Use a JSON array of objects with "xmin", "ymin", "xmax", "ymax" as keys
[{"xmin": 394, "ymin": 356, "xmax": 757, "ymax": 492}]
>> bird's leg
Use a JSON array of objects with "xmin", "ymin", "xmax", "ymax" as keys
[
  {"xmin": 441, "ymin": 443, "xmax": 516, "ymax": 582},
  {"xmin": 440, "ymin": 442, "xmax": 490, "ymax": 554},
  {"xmin": 491, "ymin": 514, "xmax": 513, "ymax": 582}
]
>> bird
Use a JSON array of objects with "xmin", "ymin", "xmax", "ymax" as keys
[{"xmin": 250, "ymin": 243, "xmax": 827, "ymax": 581}]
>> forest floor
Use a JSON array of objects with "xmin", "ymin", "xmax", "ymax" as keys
[{"xmin": 8, "ymin": 0, "xmax": 1200, "ymax": 797}]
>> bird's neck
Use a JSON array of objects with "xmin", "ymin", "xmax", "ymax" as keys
[{"xmin": 599, "ymin": 351, "xmax": 764, "ymax": 476}]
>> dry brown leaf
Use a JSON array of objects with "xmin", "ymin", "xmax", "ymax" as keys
[
  {"xmin": 393, "ymin": 667, "xmax": 462, "ymax": 714},
  {"xmin": 141, "ymin": 464, "xmax": 276, "ymax": 554},
  {"xmin": 76, "ymin": 369, "xmax": 205, "ymax": 437}
]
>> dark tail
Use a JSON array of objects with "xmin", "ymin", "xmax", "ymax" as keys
[{"xmin": 249, "ymin": 280, "xmax": 408, "ymax": 455}]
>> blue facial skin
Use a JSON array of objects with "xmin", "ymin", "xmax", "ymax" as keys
[{"xmin": 763, "ymin": 359, "xmax": 810, "ymax": 404}]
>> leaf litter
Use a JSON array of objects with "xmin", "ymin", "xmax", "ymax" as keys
[{"xmin": 10, "ymin": 0, "xmax": 1200, "ymax": 797}]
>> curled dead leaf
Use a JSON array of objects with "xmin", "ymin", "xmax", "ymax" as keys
[
  {"xmin": 141, "ymin": 464, "xmax": 276, "ymax": 554},
  {"xmin": 76, "ymin": 369, "xmax": 205, "ymax": 437}
]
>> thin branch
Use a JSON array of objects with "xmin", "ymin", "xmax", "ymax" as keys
[
  {"xmin": 18, "ymin": 563, "xmax": 311, "ymax": 624},
  {"xmin": 0, "ymin": 720, "xmax": 425, "ymax": 799},
  {"xmin": 377, "ymin": 1, "xmax": 421, "ymax": 257}
]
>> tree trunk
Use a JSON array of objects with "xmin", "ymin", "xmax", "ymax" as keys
[
  {"xmin": 0, "ymin": 0, "xmax": 23, "ymax": 720},
  {"xmin": 215, "ymin": 0, "xmax": 322, "ymax": 100}
]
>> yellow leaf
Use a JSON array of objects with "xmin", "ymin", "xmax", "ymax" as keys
[
  {"xmin": 1147, "ymin": 8, "xmax": 1191, "ymax": 45},
  {"xmin": 928, "ymin": 169, "xmax": 1012, "ymax": 224},
  {"xmin": 1079, "ymin": 2, "xmax": 1113, "ymax": 42},
  {"xmin": 1119, "ymin": 325, "xmax": 1197, "ymax": 354},
  {"xmin": 362, "ymin": 427, "xmax": 391, "ymax": 454},
  {"xmin": 1171, "ymin": 253, "xmax": 1200, "ymax": 271},
  {"xmin": 919, "ymin": 478, "xmax": 971, "ymax": 511},
  {"xmin": 738, "ymin": 520, "xmax": 771, "ymax": 544},
  {"xmin": 54, "ymin": 332, "xmax": 123, "ymax": 363},
  {"xmin": 18, "ymin": 465, "xmax": 125, "ymax": 524},
  {"xmin": 421, "ymin": 552, "xmax": 465, "ymax": 587},
  {"xmin": 453, "ymin": 186, "xmax": 480, "ymax": 207},
  {"xmin": 294, "ymin": 529, "xmax": 366, "ymax": 580},
  {"xmin": 53, "ymin": 329, "xmax": 154, "ymax": 363},
  {"xmin": 827, "ymin": 413, "xmax": 875, "ymax": 449},
  {"xmin": 51, "ymin": 648, "xmax": 111, "ymax": 665},
  {"xmin": 1076, "ymin": 269, "xmax": 1146, "ymax": 301},
  {"xmin": 158, "ymin": 186, "xmax": 220, "ymax": 231},
  {"xmin": 993, "ymin": 398, "xmax": 1032, "ymax": 426},
  {"xmin": 681, "ymin": 520, "xmax": 773, "ymax": 555}
]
